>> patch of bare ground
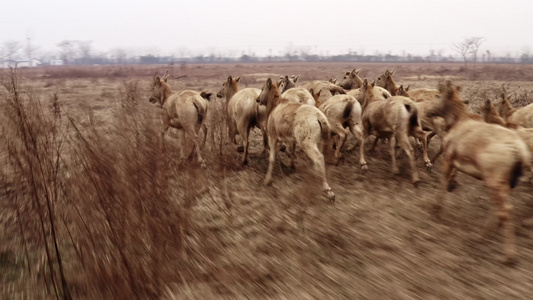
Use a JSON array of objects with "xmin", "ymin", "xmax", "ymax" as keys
[{"xmin": 1, "ymin": 63, "xmax": 533, "ymax": 299}]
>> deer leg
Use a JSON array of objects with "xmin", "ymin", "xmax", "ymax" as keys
[
  {"xmin": 333, "ymin": 124, "xmax": 348, "ymax": 166},
  {"xmin": 237, "ymin": 119, "xmax": 251, "ymax": 165},
  {"xmin": 228, "ymin": 117, "xmax": 238, "ymax": 145},
  {"xmin": 359, "ymin": 132, "xmax": 368, "ymax": 174},
  {"xmin": 184, "ymin": 124, "xmax": 206, "ymax": 168},
  {"xmin": 488, "ymin": 182, "xmax": 516, "ymax": 264},
  {"xmin": 261, "ymin": 128, "xmax": 269, "ymax": 158},
  {"xmin": 370, "ymin": 137, "xmax": 380, "ymax": 152},
  {"xmin": 433, "ymin": 158, "xmax": 456, "ymax": 215},
  {"xmin": 426, "ymin": 131, "xmax": 437, "ymax": 146},
  {"xmin": 264, "ymin": 135, "xmax": 278, "ymax": 186},
  {"xmin": 302, "ymin": 142, "xmax": 335, "ymax": 202},
  {"xmin": 289, "ymin": 141, "xmax": 297, "ymax": 169},
  {"xmin": 390, "ymin": 136, "xmax": 400, "ymax": 175},
  {"xmin": 414, "ymin": 129, "xmax": 432, "ymax": 172},
  {"xmin": 201, "ymin": 122, "xmax": 208, "ymax": 148},
  {"xmin": 397, "ymin": 133, "xmax": 420, "ymax": 185},
  {"xmin": 347, "ymin": 122, "xmax": 363, "ymax": 153}
]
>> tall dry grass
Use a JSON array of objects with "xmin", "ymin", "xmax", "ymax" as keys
[{"xmin": 0, "ymin": 68, "xmax": 232, "ymax": 299}]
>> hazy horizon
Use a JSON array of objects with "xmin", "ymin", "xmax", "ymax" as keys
[{"xmin": 2, "ymin": 0, "xmax": 532, "ymax": 58}]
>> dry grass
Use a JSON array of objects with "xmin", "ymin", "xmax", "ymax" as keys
[{"xmin": 1, "ymin": 63, "xmax": 533, "ymax": 300}]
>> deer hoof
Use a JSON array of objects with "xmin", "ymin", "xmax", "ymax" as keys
[
  {"xmin": 361, "ymin": 163, "xmax": 368, "ymax": 174},
  {"xmin": 502, "ymin": 255, "xmax": 518, "ymax": 267},
  {"xmin": 325, "ymin": 189, "xmax": 335, "ymax": 203},
  {"xmin": 446, "ymin": 180, "xmax": 458, "ymax": 192},
  {"xmin": 432, "ymin": 203, "xmax": 442, "ymax": 216},
  {"xmin": 236, "ymin": 145, "xmax": 244, "ymax": 152}
]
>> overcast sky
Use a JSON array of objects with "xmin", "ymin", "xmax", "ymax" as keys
[{"xmin": 1, "ymin": 0, "xmax": 531, "ymax": 57}]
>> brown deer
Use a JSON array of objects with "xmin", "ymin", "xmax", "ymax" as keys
[
  {"xmin": 498, "ymin": 92, "xmax": 533, "ymax": 128},
  {"xmin": 256, "ymin": 78, "xmax": 335, "ymax": 202},
  {"xmin": 278, "ymin": 75, "xmax": 316, "ymax": 106},
  {"xmin": 317, "ymin": 94, "xmax": 363, "ymax": 165},
  {"xmin": 376, "ymin": 69, "xmax": 439, "ymax": 100},
  {"xmin": 357, "ymin": 79, "xmax": 432, "ymax": 184},
  {"xmin": 426, "ymin": 81, "xmax": 531, "ymax": 264},
  {"xmin": 338, "ymin": 68, "xmax": 391, "ymax": 101},
  {"xmin": 149, "ymin": 72, "xmax": 211, "ymax": 168},
  {"xmin": 299, "ymin": 78, "xmax": 347, "ymax": 103},
  {"xmin": 482, "ymin": 97, "xmax": 533, "ymax": 181},
  {"xmin": 216, "ymin": 76, "xmax": 267, "ymax": 165}
]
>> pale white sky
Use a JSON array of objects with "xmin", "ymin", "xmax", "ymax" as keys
[{"xmin": 1, "ymin": 0, "xmax": 531, "ymax": 57}]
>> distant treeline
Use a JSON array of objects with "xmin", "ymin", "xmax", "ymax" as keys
[
  {"xmin": 4, "ymin": 52, "xmax": 533, "ymax": 67},
  {"xmin": 57, "ymin": 52, "xmax": 533, "ymax": 65}
]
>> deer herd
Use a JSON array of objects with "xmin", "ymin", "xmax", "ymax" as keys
[{"xmin": 149, "ymin": 68, "xmax": 533, "ymax": 265}]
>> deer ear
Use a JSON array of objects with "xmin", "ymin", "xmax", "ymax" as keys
[
  {"xmin": 293, "ymin": 74, "xmax": 299, "ymax": 83},
  {"xmin": 405, "ymin": 84, "xmax": 410, "ymax": 91},
  {"xmin": 355, "ymin": 69, "xmax": 360, "ymax": 75},
  {"xmin": 235, "ymin": 76, "xmax": 240, "ymax": 82},
  {"xmin": 154, "ymin": 77, "xmax": 162, "ymax": 87},
  {"xmin": 391, "ymin": 70, "xmax": 395, "ymax": 75},
  {"xmin": 363, "ymin": 79, "xmax": 368, "ymax": 87},
  {"xmin": 317, "ymin": 90, "xmax": 321, "ymax": 97},
  {"xmin": 285, "ymin": 75, "xmax": 289, "ymax": 80},
  {"xmin": 227, "ymin": 76, "xmax": 233, "ymax": 83},
  {"xmin": 371, "ymin": 80, "xmax": 375, "ymax": 88},
  {"xmin": 200, "ymin": 91, "xmax": 212, "ymax": 101},
  {"xmin": 266, "ymin": 78, "xmax": 272, "ymax": 88}
]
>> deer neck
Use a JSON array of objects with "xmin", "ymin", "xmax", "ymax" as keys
[
  {"xmin": 353, "ymin": 76, "xmax": 364, "ymax": 89},
  {"xmin": 484, "ymin": 107, "xmax": 506, "ymax": 127},
  {"xmin": 160, "ymin": 83, "xmax": 173, "ymax": 105},
  {"xmin": 444, "ymin": 102, "xmax": 472, "ymax": 129},
  {"xmin": 266, "ymin": 93, "xmax": 283, "ymax": 118},
  {"xmin": 386, "ymin": 78, "xmax": 399, "ymax": 96},
  {"xmin": 499, "ymin": 100, "xmax": 515, "ymax": 120},
  {"xmin": 226, "ymin": 85, "xmax": 239, "ymax": 102},
  {"xmin": 360, "ymin": 91, "xmax": 375, "ymax": 112}
]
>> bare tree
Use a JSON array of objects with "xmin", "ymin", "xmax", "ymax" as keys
[
  {"xmin": 57, "ymin": 40, "xmax": 76, "ymax": 64},
  {"xmin": 111, "ymin": 48, "xmax": 128, "ymax": 64},
  {"xmin": 25, "ymin": 38, "xmax": 40, "ymax": 63},
  {"xmin": 78, "ymin": 41, "xmax": 93, "ymax": 63},
  {"xmin": 469, "ymin": 37, "xmax": 484, "ymax": 69},
  {"xmin": 453, "ymin": 36, "xmax": 485, "ymax": 69},
  {"xmin": 2, "ymin": 40, "xmax": 23, "ymax": 62}
]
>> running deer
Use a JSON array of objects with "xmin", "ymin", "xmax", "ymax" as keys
[
  {"xmin": 149, "ymin": 72, "xmax": 210, "ymax": 168},
  {"xmin": 427, "ymin": 81, "xmax": 531, "ymax": 264},
  {"xmin": 256, "ymin": 78, "xmax": 335, "ymax": 202}
]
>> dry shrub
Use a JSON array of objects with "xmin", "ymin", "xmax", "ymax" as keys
[{"xmin": 0, "ymin": 69, "xmax": 216, "ymax": 299}]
